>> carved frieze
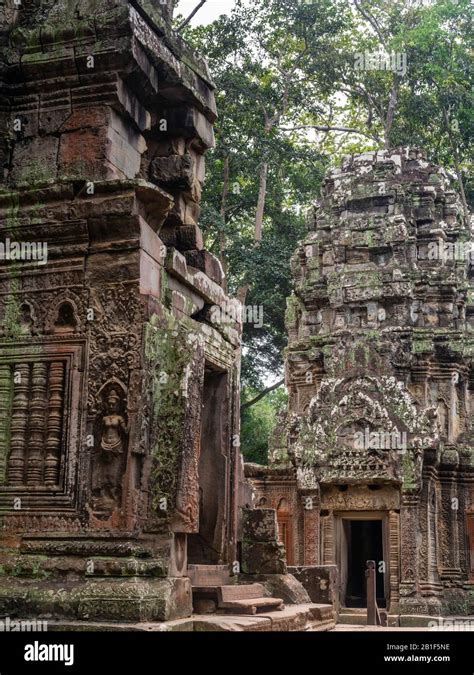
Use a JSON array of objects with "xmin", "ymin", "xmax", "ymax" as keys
[{"xmin": 320, "ymin": 485, "xmax": 400, "ymax": 511}]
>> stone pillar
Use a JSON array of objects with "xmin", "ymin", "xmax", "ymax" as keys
[
  {"xmin": 439, "ymin": 469, "xmax": 462, "ymax": 580},
  {"xmin": 399, "ymin": 494, "xmax": 423, "ymax": 613},
  {"xmin": 322, "ymin": 512, "xmax": 335, "ymax": 566},
  {"xmin": 27, "ymin": 362, "xmax": 48, "ymax": 485},
  {"xmin": 302, "ymin": 490, "xmax": 320, "ymax": 565},
  {"xmin": 44, "ymin": 362, "xmax": 65, "ymax": 487},
  {"xmin": 241, "ymin": 508, "xmax": 287, "ymax": 574},
  {"xmin": 388, "ymin": 510, "xmax": 400, "ymax": 612}
]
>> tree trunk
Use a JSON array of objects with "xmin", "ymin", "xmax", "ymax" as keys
[
  {"xmin": 236, "ymin": 283, "xmax": 249, "ymax": 306},
  {"xmin": 443, "ymin": 108, "xmax": 470, "ymax": 223},
  {"xmin": 384, "ymin": 75, "xmax": 400, "ymax": 148},
  {"xmin": 254, "ymin": 161, "xmax": 268, "ymax": 242},
  {"xmin": 452, "ymin": 154, "xmax": 470, "ymax": 225},
  {"xmin": 219, "ymin": 154, "xmax": 230, "ymax": 285}
]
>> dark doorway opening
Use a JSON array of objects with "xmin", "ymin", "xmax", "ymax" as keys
[
  {"xmin": 344, "ymin": 519, "xmax": 385, "ymax": 608},
  {"xmin": 187, "ymin": 367, "xmax": 228, "ymax": 565}
]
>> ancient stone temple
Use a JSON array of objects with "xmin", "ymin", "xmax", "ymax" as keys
[
  {"xmin": 0, "ymin": 0, "xmax": 244, "ymax": 622},
  {"xmin": 247, "ymin": 148, "xmax": 474, "ymax": 622}
]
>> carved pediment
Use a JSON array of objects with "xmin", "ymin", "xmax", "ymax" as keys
[{"xmin": 291, "ymin": 375, "xmax": 438, "ymax": 490}]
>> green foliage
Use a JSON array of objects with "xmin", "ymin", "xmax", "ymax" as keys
[
  {"xmin": 145, "ymin": 314, "xmax": 195, "ymax": 516},
  {"xmin": 240, "ymin": 387, "xmax": 288, "ymax": 464},
  {"xmin": 183, "ymin": 0, "xmax": 343, "ymax": 389}
]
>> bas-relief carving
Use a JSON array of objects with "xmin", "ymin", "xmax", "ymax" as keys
[
  {"xmin": 321, "ymin": 486, "xmax": 400, "ymax": 511},
  {"xmin": 91, "ymin": 385, "xmax": 129, "ymax": 517},
  {"xmin": 0, "ymin": 282, "xmax": 87, "ymax": 339},
  {"xmin": 0, "ymin": 271, "xmax": 87, "ymax": 500},
  {"xmin": 87, "ymin": 285, "xmax": 145, "ymax": 416},
  {"xmin": 290, "ymin": 372, "xmax": 436, "ymax": 490}
]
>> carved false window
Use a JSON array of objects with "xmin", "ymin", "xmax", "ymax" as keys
[
  {"xmin": 19, "ymin": 302, "xmax": 35, "ymax": 335},
  {"xmin": 0, "ymin": 360, "xmax": 67, "ymax": 488},
  {"xmin": 53, "ymin": 302, "xmax": 77, "ymax": 333}
]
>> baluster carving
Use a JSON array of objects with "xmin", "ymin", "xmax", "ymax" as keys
[
  {"xmin": 44, "ymin": 361, "xmax": 65, "ymax": 487},
  {"xmin": 0, "ymin": 365, "xmax": 12, "ymax": 484},
  {"xmin": 27, "ymin": 362, "xmax": 48, "ymax": 485},
  {"xmin": 7, "ymin": 363, "xmax": 30, "ymax": 485}
]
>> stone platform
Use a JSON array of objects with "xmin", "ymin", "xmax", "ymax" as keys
[
  {"xmin": 338, "ymin": 608, "xmax": 474, "ymax": 628},
  {"xmin": 41, "ymin": 603, "xmax": 335, "ymax": 632}
]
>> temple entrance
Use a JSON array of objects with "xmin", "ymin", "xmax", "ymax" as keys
[
  {"xmin": 338, "ymin": 516, "xmax": 387, "ymax": 609},
  {"xmin": 187, "ymin": 366, "xmax": 229, "ymax": 565}
]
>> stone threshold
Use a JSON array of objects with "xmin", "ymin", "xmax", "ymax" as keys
[{"xmin": 338, "ymin": 612, "xmax": 474, "ymax": 629}]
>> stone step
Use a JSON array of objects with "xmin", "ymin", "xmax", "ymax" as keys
[
  {"xmin": 308, "ymin": 604, "xmax": 334, "ymax": 622},
  {"xmin": 219, "ymin": 583, "xmax": 266, "ymax": 601},
  {"xmin": 217, "ymin": 597, "xmax": 285, "ymax": 615},
  {"xmin": 188, "ymin": 564, "xmax": 230, "ymax": 586},
  {"xmin": 45, "ymin": 603, "xmax": 337, "ymax": 632},
  {"xmin": 0, "ymin": 554, "xmax": 167, "ymax": 578},
  {"xmin": 217, "ymin": 584, "xmax": 284, "ymax": 615},
  {"xmin": 338, "ymin": 608, "xmax": 387, "ymax": 626},
  {"xmin": 191, "ymin": 580, "xmax": 285, "ymax": 616},
  {"xmin": 338, "ymin": 611, "xmax": 368, "ymax": 626}
]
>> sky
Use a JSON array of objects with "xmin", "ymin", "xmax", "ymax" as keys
[{"xmin": 175, "ymin": 0, "xmax": 236, "ymax": 26}]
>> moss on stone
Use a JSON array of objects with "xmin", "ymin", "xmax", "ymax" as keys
[{"xmin": 145, "ymin": 312, "xmax": 195, "ymax": 516}]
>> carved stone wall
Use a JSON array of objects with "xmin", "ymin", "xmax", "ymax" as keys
[{"xmin": 0, "ymin": 0, "xmax": 242, "ymax": 623}]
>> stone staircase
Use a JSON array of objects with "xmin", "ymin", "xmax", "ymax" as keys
[{"xmin": 188, "ymin": 564, "xmax": 284, "ymax": 615}]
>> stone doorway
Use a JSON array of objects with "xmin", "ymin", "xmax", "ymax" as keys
[
  {"xmin": 188, "ymin": 366, "xmax": 229, "ymax": 565},
  {"xmin": 337, "ymin": 515, "xmax": 387, "ymax": 609}
]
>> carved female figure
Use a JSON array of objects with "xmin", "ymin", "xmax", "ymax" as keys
[
  {"xmin": 101, "ymin": 389, "xmax": 128, "ymax": 454},
  {"xmin": 92, "ymin": 388, "xmax": 129, "ymax": 515}
]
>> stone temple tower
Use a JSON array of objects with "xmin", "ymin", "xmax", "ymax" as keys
[{"xmin": 248, "ymin": 148, "xmax": 474, "ymax": 622}]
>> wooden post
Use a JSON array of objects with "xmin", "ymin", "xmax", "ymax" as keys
[{"xmin": 366, "ymin": 559, "xmax": 376, "ymax": 625}]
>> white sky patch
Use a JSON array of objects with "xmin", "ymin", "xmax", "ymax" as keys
[{"xmin": 175, "ymin": 0, "xmax": 236, "ymax": 26}]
